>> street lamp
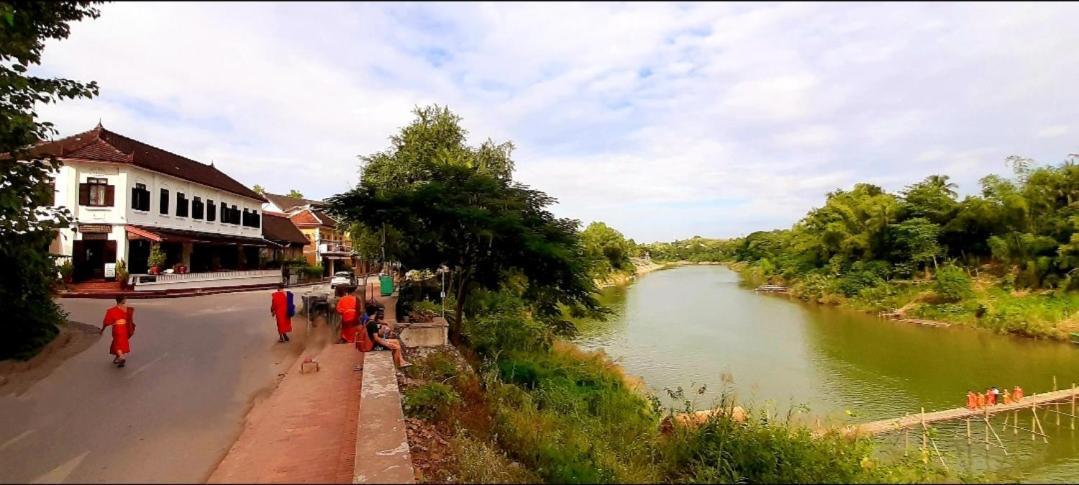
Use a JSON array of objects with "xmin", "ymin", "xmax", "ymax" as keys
[{"xmin": 437, "ymin": 265, "xmax": 449, "ymax": 319}]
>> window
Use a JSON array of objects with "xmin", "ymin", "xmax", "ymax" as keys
[
  {"xmin": 176, "ymin": 192, "xmax": 189, "ymax": 217},
  {"xmin": 131, "ymin": 183, "xmax": 151, "ymax": 211},
  {"xmin": 160, "ymin": 189, "xmax": 169, "ymax": 214},
  {"xmin": 192, "ymin": 196, "xmax": 204, "ymax": 220},
  {"xmin": 207, "ymin": 200, "xmax": 216, "ymax": 222},
  {"xmin": 231, "ymin": 205, "xmax": 241, "ymax": 225},
  {"xmin": 79, "ymin": 177, "xmax": 114, "ymax": 207},
  {"xmin": 241, "ymin": 209, "xmax": 261, "ymax": 228},
  {"xmin": 220, "ymin": 203, "xmax": 228, "ymax": 223}
]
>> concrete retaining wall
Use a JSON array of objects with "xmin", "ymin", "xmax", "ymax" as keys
[
  {"xmin": 354, "ymin": 351, "xmax": 414, "ymax": 484},
  {"xmin": 397, "ymin": 317, "xmax": 448, "ymax": 348}
]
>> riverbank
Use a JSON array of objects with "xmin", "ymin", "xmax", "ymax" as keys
[
  {"xmin": 723, "ymin": 260, "xmax": 1079, "ymax": 342},
  {"xmin": 595, "ymin": 259, "xmax": 724, "ymax": 289}
]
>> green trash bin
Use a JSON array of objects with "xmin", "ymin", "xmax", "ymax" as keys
[{"xmin": 379, "ymin": 274, "xmax": 394, "ymax": 296}]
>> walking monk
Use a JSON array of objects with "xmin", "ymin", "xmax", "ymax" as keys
[
  {"xmin": 336, "ymin": 286, "xmax": 361, "ymax": 344},
  {"xmin": 100, "ymin": 296, "xmax": 133, "ymax": 368},
  {"xmin": 966, "ymin": 390, "xmax": 977, "ymax": 410},
  {"xmin": 270, "ymin": 284, "xmax": 292, "ymax": 343}
]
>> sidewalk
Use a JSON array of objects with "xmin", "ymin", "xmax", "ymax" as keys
[{"xmin": 207, "ymin": 343, "xmax": 363, "ymax": 484}]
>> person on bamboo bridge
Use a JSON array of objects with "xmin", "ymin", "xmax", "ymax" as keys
[
  {"xmin": 1014, "ymin": 385, "xmax": 1024, "ymax": 402},
  {"xmin": 966, "ymin": 390, "xmax": 977, "ymax": 410}
]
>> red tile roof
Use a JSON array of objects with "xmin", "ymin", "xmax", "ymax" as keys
[
  {"xmin": 288, "ymin": 209, "xmax": 323, "ymax": 227},
  {"xmin": 32, "ymin": 124, "xmax": 265, "ymax": 202},
  {"xmin": 262, "ymin": 212, "xmax": 309, "ymax": 246}
]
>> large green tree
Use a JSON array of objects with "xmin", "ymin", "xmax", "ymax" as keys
[
  {"xmin": 1, "ymin": 1, "xmax": 101, "ymax": 359},
  {"xmin": 580, "ymin": 221, "xmax": 635, "ymax": 279},
  {"xmin": 328, "ymin": 105, "xmax": 599, "ymax": 341}
]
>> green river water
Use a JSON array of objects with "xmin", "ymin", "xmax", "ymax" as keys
[{"xmin": 573, "ymin": 265, "xmax": 1079, "ymax": 482}]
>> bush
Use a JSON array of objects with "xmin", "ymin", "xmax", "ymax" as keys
[
  {"xmin": 301, "ymin": 264, "xmax": 323, "ymax": 278},
  {"xmin": 58, "ymin": 259, "xmax": 73, "ymax": 282},
  {"xmin": 934, "ymin": 264, "xmax": 972, "ymax": 302},
  {"xmin": 408, "ymin": 299, "xmax": 441, "ymax": 323},
  {"xmin": 464, "ymin": 289, "xmax": 551, "ymax": 357},
  {"xmin": 115, "ymin": 259, "xmax": 128, "ymax": 283},
  {"xmin": 834, "ymin": 269, "xmax": 884, "ymax": 297},
  {"xmin": 404, "ymin": 382, "xmax": 461, "ymax": 421}
]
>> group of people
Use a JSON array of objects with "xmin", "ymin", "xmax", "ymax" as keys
[
  {"xmin": 335, "ymin": 285, "xmax": 410, "ymax": 368},
  {"xmin": 99, "ymin": 284, "xmax": 411, "ymax": 371},
  {"xmin": 966, "ymin": 386, "xmax": 1024, "ymax": 409}
]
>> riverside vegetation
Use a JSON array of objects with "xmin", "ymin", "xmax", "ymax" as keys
[
  {"xmin": 329, "ymin": 105, "xmax": 961, "ymax": 483},
  {"xmin": 642, "ymin": 159, "xmax": 1079, "ymax": 341}
]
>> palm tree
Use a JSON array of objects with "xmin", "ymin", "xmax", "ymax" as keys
[{"xmin": 925, "ymin": 175, "xmax": 958, "ymax": 198}]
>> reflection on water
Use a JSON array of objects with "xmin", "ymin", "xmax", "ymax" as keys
[{"xmin": 574, "ymin": 265, "xmax": 1079, "ymax": 482}]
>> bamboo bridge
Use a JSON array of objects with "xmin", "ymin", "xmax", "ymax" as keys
[
  {"xmin": 848, "ymin": 387, "xmax": 1079, "ymax": 436},
  {"xmin": 828, "ymin": 382, "xmax": 1079, "ymax": 470}
]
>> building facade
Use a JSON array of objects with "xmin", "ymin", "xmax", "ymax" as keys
[
  {"xmin": 37, "ymin": 124, "xmax": 268, "ymax": 282},
  {"xmin": 261, "ymin": 192, "xmax": 354, "ymax": 274}
]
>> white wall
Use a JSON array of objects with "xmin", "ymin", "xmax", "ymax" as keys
[{"xmin": 53, "ymin": 160, "xmax": 263, "ymax": 266}]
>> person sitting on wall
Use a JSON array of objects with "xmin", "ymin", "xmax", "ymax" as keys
[{"xmin": 365, "ymin": 313, "xmax": 410, "ymax": 368}]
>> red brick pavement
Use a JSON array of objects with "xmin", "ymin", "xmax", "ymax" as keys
[{"xmin": 208, "ymin": 344, "xmax": 363, "ymax": 484}]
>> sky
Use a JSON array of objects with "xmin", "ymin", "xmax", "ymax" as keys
[{"xmin": 34, "ymin": 2, "xmax": 1079, "ymax": 243}]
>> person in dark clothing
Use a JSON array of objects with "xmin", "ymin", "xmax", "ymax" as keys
[{"xmin": 366, "ymin": 314, "xmax": 410, "ymax": 368}]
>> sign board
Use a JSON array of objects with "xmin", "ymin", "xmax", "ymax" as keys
[
  {"xmin": 104, "ymin": 262, "xmax": 116, "ymax": 279},
  {"xmin": 79, "ymin": 224, "xmax": 112, "ymax": 234}
]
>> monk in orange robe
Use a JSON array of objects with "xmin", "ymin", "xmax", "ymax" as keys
[
  {"xmin": 1014, "ymin": 386, "xmax": 1024, "ymax": 403},
  {"xmin": 976, "ymin": 392, "xmax": 986, "ymax": 409},
  {"xmin": 336, "ymin": 286, "xmax": 361, "ymax": 344},
  {"xmin": 270, "ymin": 284, "xmax": 292, "ymax": 343},
  {"xmin": 966, "ymin": 391, "xmax": 977, "ymax": 410},
  {"xmin": 100, "ymin": 296, "xmax": 132, "ymax": 368}
]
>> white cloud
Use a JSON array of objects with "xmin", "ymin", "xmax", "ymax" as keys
[{"xmin": 31, "ymin": 2, "xmax": 1079, "ymax": 242}]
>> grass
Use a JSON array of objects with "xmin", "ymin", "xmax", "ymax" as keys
[{"xmin": 404, "ymin": 343, "xmax": 960, "ymax": 484}]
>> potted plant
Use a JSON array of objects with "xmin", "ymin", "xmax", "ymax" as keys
[
  {"xmin": 59, "ymin": 260, "xmax": 74, "ymax": 285},
  {"xmin": 115, "ymin": 259, "xmax": 129, "ymax": 288},
  {"xmin": 148, "ymin": 244, "xmax": 166, "ymax": 275}
]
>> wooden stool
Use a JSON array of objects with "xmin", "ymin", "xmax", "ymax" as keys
[{"xmin": 300, "ymin": 356, "xmax": 320, "ymax": 373}]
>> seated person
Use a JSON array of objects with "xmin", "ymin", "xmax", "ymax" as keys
[{"xmin": 366, "ymin": 314, "xmax": 410, "ymax": 368}]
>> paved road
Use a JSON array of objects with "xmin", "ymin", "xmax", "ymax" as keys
[{"xmin": 0, "ymin": 289, "xmax": 319, "ymax": 483}]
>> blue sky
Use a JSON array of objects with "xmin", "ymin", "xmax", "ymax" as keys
[{"xmin": 35, "ymin": 2, "xmax": 1079, "ymax": 242}]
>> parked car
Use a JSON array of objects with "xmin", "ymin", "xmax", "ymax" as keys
[{"xmin": 330, "ymin": 271, "xmax": 355, "ymax": 289}]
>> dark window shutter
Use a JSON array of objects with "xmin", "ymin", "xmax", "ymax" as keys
[
  {"xmin": 160, "ymin": 189, "xmax": 169, "ymax": 214},
  {"xmin": 79, "ymin": 183, "xmax": 90, "ymax": 205},
  {"xmin": 104, "ymin": 185, "xmax": 115, "ymax": 206},
  {"xmin": 131, "ymin": 187, "xmax": 139, "ymax": 209}
]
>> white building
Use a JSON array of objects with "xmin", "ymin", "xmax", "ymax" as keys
[{"xmin": 37, "ymin": 124, "xmax": 269, "ymax": 282}]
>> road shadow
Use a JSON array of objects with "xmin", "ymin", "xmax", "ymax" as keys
[{"xmin": 0, "ymin": 321, "xmax": 102, "ymax": 396}]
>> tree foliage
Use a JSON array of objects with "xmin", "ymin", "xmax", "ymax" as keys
[
  {"xmin": 704, "ymin": 158, "xmax": 1079, "ymax": 292},
  {"xmin": 580, "ymin": 221, "xmax": 636, "ymax": 279},
  {"xmin": 328, "ymin": 105, "xmax": 599, "ymax": 341},
  {"xmin": 286, "ymin": 188, "xmax": 304, "ymax": 199},
  {"xmin": 1, "ymin": 1, "xmax": 101, "ymax": 359}
]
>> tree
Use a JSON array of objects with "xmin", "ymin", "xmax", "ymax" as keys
[
  {"xmin": 901, "ymin": 175, "xmax": 959, "ymax": 225},
  {"xmin": 252, "ymin": 184, "xmax": 265, "ymax": 195},
  {"xmin": 887, "ymin": 217, "xmax": 941, "ymax": 278},
  {"xmin": 0, "ymin": 1, "xmax": 102, "ymax": 359},
  {"xmin": 328, "ymin": 106, "xmax": 600, "ymax": 342},
  {"xmin": 286, "ymin": 189, "xmax": 304, "ymax": 199},
  {"xmin": 580, "ymin": 221, "xmax": 635, "ymax": 279}
]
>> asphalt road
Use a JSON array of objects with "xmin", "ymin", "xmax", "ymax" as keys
[{"xmin": 0, "ymin": 289, "xmax": 316, "ymax": 483}]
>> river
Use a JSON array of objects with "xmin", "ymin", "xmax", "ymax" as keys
[{"xmin": 574, "ymin": 265, "xmax": 1079, "ymax": 482}]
